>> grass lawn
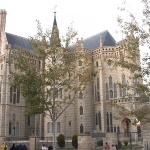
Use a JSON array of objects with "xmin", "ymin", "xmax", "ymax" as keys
[
  {"xmin": 57, "ymin": 148, "xmax": 76, "ymax": 150},
  {"xmin": 120, "ymin": 144, "xmax": 141, "ymax": 149}
]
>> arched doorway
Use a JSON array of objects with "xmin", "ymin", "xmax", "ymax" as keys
[{"xmin": 122, "ymin": 118, "xmax": 131, "ymax": 137}]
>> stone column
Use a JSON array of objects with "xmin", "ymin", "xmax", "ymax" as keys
[
  {"xmin": 143, "ymin": 130, "xmax": 150, "ymax": 150},
  {"xmin": 29, "ymin": 137, "xmax": 39, "ymax": 150},
  {"xmin": 78, "ymin": 134, "xmax": 92, "ymax": 150}
]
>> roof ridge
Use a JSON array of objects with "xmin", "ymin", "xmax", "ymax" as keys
[
  {"xmin": 5, "ymin": 32, "xmax": 29, "ymax": 40},
  {"xmin": 83, "ymin": 30, "xmax": 108, "ymax": 41}
]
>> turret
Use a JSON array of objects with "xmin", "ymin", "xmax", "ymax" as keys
[
  {"xmin": 0, "ymin": 9, "xmax": 7, "ymax": 32},
  {"xmin": 50, "ymin": 12, "xmax": 61, "ymax": 47}
]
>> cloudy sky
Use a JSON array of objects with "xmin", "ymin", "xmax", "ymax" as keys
[{"xmin": 0, "ymin": 0, "xmax": 145, "ymax": 44}]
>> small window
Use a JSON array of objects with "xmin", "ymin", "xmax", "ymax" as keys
[
  {"xmin": 79, "ymin": 91, "xmax": 83, "ymax": 99},
  {"xmin": 96, "ymin": 61, "xmax": 99, "ymax": 67},
  {"xmin": 69, "ymin": 121, "xmax": 71, "ymax": 126},
  {"xmin": 80, "ymin": 106, "xmax": 83, "ymax": 115},
  {"xmin": 108, "ymin": 59, "xmax": 111, "ymax": 66},
  {"xmin": 1, "ymin": 64, "xmax": 3, "ymax": 70},
  {"xmin": 47, "ymin": 122, "xmax": 50, "ymax": 133},
  {"xmin": 57, "ymin": 122, "xmax": 60, "ymax": 133},
  {"xmin": 80, "ymin": 124, "xmax": 84, "ymax": 133},
  {"xmin": 110, "ymin": 90, "xmax": 113, "ymax": 98},
  {"xmin": 9, "ymin": 121, "xmax": 12, "ymax": 135},
  {"xmin": 27, "ymin": 116, "xmax": 30, "ymax": 126},
  {"xmin": 79, "ymin": 60, "xmax": 82, "ymax": 66}
]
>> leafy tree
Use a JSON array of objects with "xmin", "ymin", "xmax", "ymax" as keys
[
  {"xmin": 57, "ymin": 134, "xmax": 65, "ymax": 149},
  {"xmin": 72, "ymin": 134, "xmax": 78, "ymax": 149},
  {"xmin": 9, "ymin": 20, "xmax": 93, "ymax": 150},
  {"xmin": 112, "ymin": 0, "xmax": 150, "ymax": 125}
]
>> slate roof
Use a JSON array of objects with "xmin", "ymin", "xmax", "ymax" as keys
[
  {"xmin": 6, "ymin": 33, "xmax": 33, "ymax": 50},
  {"xmin": 83, "ymin": 30, "xmax": 116, "ymax": 50}
]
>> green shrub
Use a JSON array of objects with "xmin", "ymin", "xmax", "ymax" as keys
[
  {"xmin": 97, "ymin": 140, "xmax": 103, "ymax": 147},
  {"xmin": 57, "ymin": 134, "xmax": 65, "ymax": 149},
  {"xmin": 123, "ymin": 140, "xmax": 128, "ymax": 146},
  {"xmin": 72, "ymin": 134, "xmax": 78, "ymax": 149},
  {"xmin": 118, "ymin": 140, "xmax": 122, "ymax": 148}
]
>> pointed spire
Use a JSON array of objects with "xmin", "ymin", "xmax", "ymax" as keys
[{"xmin": 50, "ymin": 11, "xmax": 61, "ymax": 47}]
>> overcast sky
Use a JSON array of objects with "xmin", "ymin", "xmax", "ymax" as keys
[{"xmin": 0, "ymin": 0, "xmax": 146, "ymax": 52}]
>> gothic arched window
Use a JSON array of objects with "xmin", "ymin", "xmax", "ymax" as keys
[
  {"xmin": 79, "ymin": 60, "xmax": 82, "ymax": 66},
  {"xmin": 98, "ymin": 111, "xmax": 101, "ymax": 130},
  {"xmin": 80, "ymin": 106, "xmax": 83, "ymax": 115},
  {"xmin": 122, "ymin": 74, "xmax": 126, "ymax": 85},
  {"xmin": 108, "ymin": 59, "xmax": 111, "ymax": 66},
  {"xmin": 9, "ymin": 121, "xmax": 12, "ymax": 135},
  {"xmin": 96, "ymin": 113, "xmax": 98, "ymax": 125},
  {"xmin": 17, "ymin": 89, "xmax": 20, "ymax": 103},
  {"xmin": 57, "ymin": 122, "xmax": 60, "ymax": 133},
  {"xmin": 109, "ymin": 76, "xmax": 112, "ymax": 88},
  {"xmin": 79, "ymin": 91, "xmax": 83, "ymax": 99},
  {"xmin": 97, "ymin": 91, "xmax": 100, "ymax": 101},
  {"xmin": 114, "ymin": 83, "xmax": 117, "ymax": 98},
  {"xmin": 106, "ymin": 83, "xmax": 109, "ymax": 100},
  {"xmin": 10, "ymin": 87, "xmax": 13, "ymax": 103},
  {"xmin": 47, "ymin": 122, "xmax": 50, "ymax": 133},
  {"xmin": 59, "ymin": 88, "xmax": 62, "ymax": 99},
  {"xmin": 80, "ymin": 124, "xmax": 84, "ymax": 133},
  {"xmin": 16, "ymin": 121, "xmax": 19, "ymax": 135},
  {"xmin": 110, "ymin": 90, "xmax": 113, "ymax": 98},
  {"xmin": 119, "ymin": 85, "xmax": 122, "ymax": 97},
  {"xmin": 97, "ymin": 77, "xmax": 100, "ymax": 90}
]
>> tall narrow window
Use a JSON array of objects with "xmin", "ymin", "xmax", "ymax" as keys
[
  {"xmin": 117, "ymin": 126, "xmax": 120, "ymax": 133},
  {"xmin": 96, "ymin": 113, "xmax": 98, "ymax": 125},
  {"xmin": 107, "ymin": 112, "xmax": 109, "ymax": 132},
  {"xmin": 119, "ymin": 85, "xmax": 122, "ymax": 97},
  {"xmin": 97, "ymin": 77, "xmax": 100, "ymax": 90},
  {"xmin": 57, "ymin": 122, "xmax": 60, "ymax": 133},
  {"xmin": 13, "ymin": 93, "xmax": 16, "ymax": 104},
  {"xmin": 17, "ymin": 89, "xmax": 20, "ymax": 103},
  {"xmin": 80, "ymin": 106, "xmax": 83, "ymax": 115},
  {"xmin": 16, "ymin": 121, "xmax": 19, "ymax": 135},
  {"xmin": 27, "ymin": 116, "xmax": 30, "ymax": 126},
  {"xmin": 109, "ymin": 76, "xmax": 112, "ymax": 88},
  {"xmin": 9, "ymin": 121, "xmax": 12, "ymax": 135},
  {"xmin": 110, "ymin": 90, "xmax": 113, "ymax": 98},
  {"xmin": 98, "ymin": 111, "xmax": 101, "ymax": 130},
  {"xmin": 80, "ymin": 124, "xmax": 84, "ymax": 133},
  {"xmin": 106, "ymin": 83, "xmax": 109, "ymax": 100},
  {"xmin": 10, "ymin": 87, "xmax": 13, "ymax": 103},
  {"xmin": 79, "ymin": 60, "xmax": 82, "ymax": 66},
  {"xmin": 95, "ymin": 85, "xmax": 97, "ymax": 101},
  {"xmin": 96, "ymin": 61, "xmax": 99, "ymax": 67},
  {"xmin": 52, "ymin": 123, "xmax": 53, "ymax": 133},
  {"xmin": 97, "ymin": 91, "xmax": 100, "ymax": 101},
  {"xmin": 122, "ymin": 74, "xmax": 126, "ymax": 85},
  {"xmin": 114, "ymin": 83, "xmax": 117, "ymax": 98},
  {"xmin": 110, "ymin": 112, "xmax": 113, "ymax": 132},
  {"xmin": 47, "ymin": 122, "xmax": 50, "ymax": 133},
  {"xmin": 79, "ymin": 91, "xmax": 83, "ymax": 99},
  {"xmin": 108, "ymin": 59, "xmax": 111, "ymax": 66},
  {"xmin": 59, "ymin": 88, "xmax": 62, "ymax": 99}
]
